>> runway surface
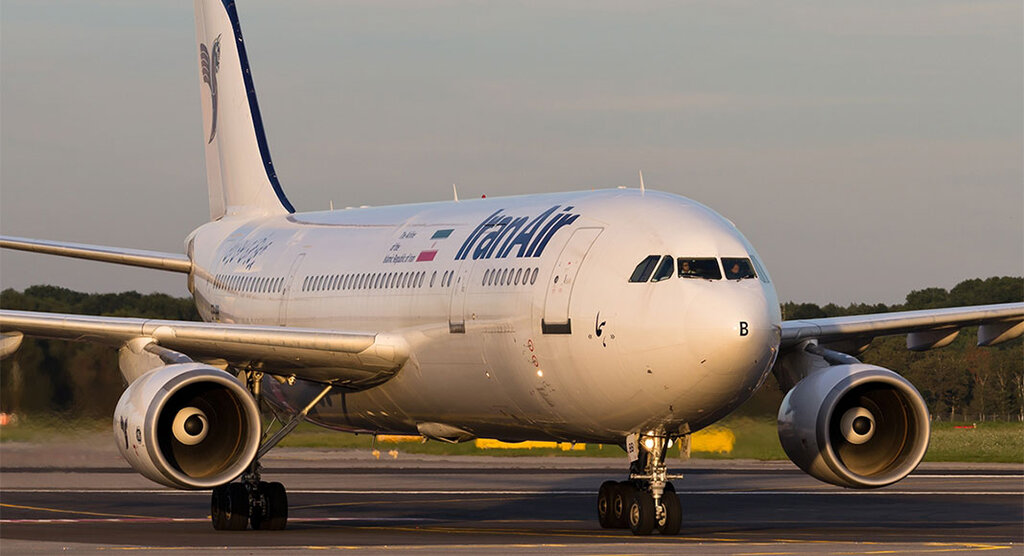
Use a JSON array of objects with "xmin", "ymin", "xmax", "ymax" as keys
[{"xmin": 1, "ymin": 441, "xmax": 1021, "ymax": 554}]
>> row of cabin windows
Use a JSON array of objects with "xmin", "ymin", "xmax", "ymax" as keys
[
  {"xmin": 303, "ymin": 270, "xmax": 432, "ymax": 292},
  {"xmin": 481, "ymin": 267, "xmax": 540, "ymax": 288},
  {"xmin": 214, "ymin": 274, "xmax": 284, "ymax": 294},
  {"xmin": 212, "ymin": 269, "xmax": 461, "ymax": 295},
  {"xmin": 629, "ymin": 256, "xmax": 758, "ymax": 283},
  {"xmin": 212, "ymin": 266, "xmax": 542, "ymax": 295}
]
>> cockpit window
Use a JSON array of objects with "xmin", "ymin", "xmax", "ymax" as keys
[
  {"xmin": 650, "ymin": 255, "xmax": 674, "ymax": 282},
  {"xmin": 722, "ymin": 257, "xmax": 757, "ymax": 280},
  {"xmin": 678, "ymin": 258, "xmax": 722, "ymax": 280},
  {"xmin": 629, "ymin": 255, "xmax": 660, "ymax": 283}
]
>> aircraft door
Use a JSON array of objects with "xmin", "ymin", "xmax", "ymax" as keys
[
  {"xmin": 448, "ymin": 261, "xmax": 474, "ymax": 333},
  {"xmin": 278, "ymin": 253, "xmax": 306, "ymax": 325},
  {"xmin": 541, "ymin": 227, "xmax": 602, "ymax": 334}
]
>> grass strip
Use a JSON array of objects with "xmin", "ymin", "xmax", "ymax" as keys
[{"xmin": 3, "ymin": 416, "xmax": 1020, "ymax": 463}]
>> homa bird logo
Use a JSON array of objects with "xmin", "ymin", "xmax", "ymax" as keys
[
  {"xmin": 200, "ymin": 34, "xmax": 222, "ymax": 144},
  {"xmin": 455, "ymin": 205, "xmax": 580, "ymax": 261}
]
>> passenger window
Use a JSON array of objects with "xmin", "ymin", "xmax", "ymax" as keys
[
  {"xmin": 678, "ymin": 258, "xmax": 722, "ymax": 280},
  {"xmin": 629, "ymin": 255, "xmax": 660, "ymax": 283},
  {"xmin": 651, "ymin": 256, "xmax": 674, "ymax": 282},
  {"xmin": 722, "ymin": 257, "xmax": 756, "ymax": 280}
]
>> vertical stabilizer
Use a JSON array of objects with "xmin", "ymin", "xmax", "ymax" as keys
[{"xmin": 194, "ymin": 0, "xmax": 294, "ymax": 220}]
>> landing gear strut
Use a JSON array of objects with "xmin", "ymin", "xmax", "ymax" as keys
[
  {"xmin": 210, "ymin": 369, "xmax": 287, "ymax": 531},
  {"xmin": 210, "ymin": 371, "xmax": 333, "ymax": 531},
  {"xmin": 596, "ymin": 433, "xmax": 683, "ymax": 536}
]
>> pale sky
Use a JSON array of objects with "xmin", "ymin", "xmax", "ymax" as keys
[{"xmin": 1, "ymin": 0, "xmax": 1021, "ymax": 305}]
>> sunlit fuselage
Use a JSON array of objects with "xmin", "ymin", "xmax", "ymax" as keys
[{"xmin": 188, "ymin": 189, "xmax": 782, "ymax": 444}]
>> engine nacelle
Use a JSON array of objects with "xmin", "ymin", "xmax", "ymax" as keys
[
  {"xmin": 778, "ymin": 363, "xmax": 930, "ymax": 489},
  {"xmin": 113, "ymin": 363, "xmax": 261, "ymax": 489}
]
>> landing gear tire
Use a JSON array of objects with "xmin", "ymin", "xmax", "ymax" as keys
[
  {"xmin": 611, "ymin": 481, "xmax": 633, "ymax": 528},
  {"xmin": 628, "ymin": 489, "xmax": 656, "ymax": 536},
  {"xmin": 250, "ymin": 481, "xmax": 288, "ymax": 531},
  {"xmin": 211, "ymin": 485, "xmax": 229, "ymax": 530},
  {"xmin": 211, "ymin": 483, "xmax": 250, "ymax": 531},
  {"xmin": 657, "ymin": 482, "xmax": 681, "ymax": 535},
  {"xmin": 597, "ymin": 480, "xmax": 617, "ymax": 528}
]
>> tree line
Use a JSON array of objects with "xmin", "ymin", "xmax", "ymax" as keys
[
  {"xmin": 1, "ymin": 277, "xmax": 1021, "ymax": 421},
  {"xmin": 1, "ymin": 286, "xmax": 198, "ymax": 419},
  {"xmin": 742, "ymin": 276, "xmax": 1024, "ymax": 420}
]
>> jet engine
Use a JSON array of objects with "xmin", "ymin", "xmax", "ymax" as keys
[
  {"xmin": 113, "ymin": 363, "xmax": 261, "ymax": 489},
  {"xmin": 777, "ymin": 363, "xmax": 930, "ymax": 488}
]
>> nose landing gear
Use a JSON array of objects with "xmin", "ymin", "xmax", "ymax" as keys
[{"xmin": 596, "ymin": 433, "xmax": 683, "ymax": 535}]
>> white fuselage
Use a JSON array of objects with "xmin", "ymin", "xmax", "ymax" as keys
[{"xmin": 187, "ymin": 189, "xmax": 782, "ymax": 444}]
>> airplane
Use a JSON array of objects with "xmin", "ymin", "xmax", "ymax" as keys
[{"xmin": 1, "ymin": 0, "xmax": 1022, "ymax": 536}]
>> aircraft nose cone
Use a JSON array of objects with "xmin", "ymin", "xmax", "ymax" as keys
[{"xmin": 687, "ymin": 283, "xmax": 780, "ymax": 393}]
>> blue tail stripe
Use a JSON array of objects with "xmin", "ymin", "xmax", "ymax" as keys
[{"xmin": 222, "ymin": 0, "xmax": 295, "ymax": 214}]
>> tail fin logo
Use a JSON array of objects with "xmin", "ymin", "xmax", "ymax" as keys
[{"xmin": 200, "ymin": 34, "xmax": 222, "ymax": 144}]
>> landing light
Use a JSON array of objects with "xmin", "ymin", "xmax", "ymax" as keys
[
  {"xmin": 643, "ymin": 438, "xmax": 655, "ymax": 449},
  {"xmin": 536, "ymin": 370, "xmax": 544, "ymax": 377}
]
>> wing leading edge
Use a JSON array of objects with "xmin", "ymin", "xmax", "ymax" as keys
[
  {"xmin": 781, "ymin": 302, "xmax": 1024, "ymax": 352},
  {"xmin": 0, "ymin": 235, "xmax": 192, "ymax": 273},
  {"xmin": 0, "ymin": 309, "xmax": 409, "ymax": 389}
]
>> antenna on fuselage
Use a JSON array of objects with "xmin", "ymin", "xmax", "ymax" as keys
[
  {"xmin": 453, "ymin": 183, "xmax": 459, "ymax": 202},
  {"xmin": 639, "ymin": 170, "xmax": 646, "ymax": 196}
]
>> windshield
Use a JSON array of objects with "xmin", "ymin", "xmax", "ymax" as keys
[
  {"xmin": 629, "ymin": 255, "xmax": 660, "ymax": 283},
  {"xmin": 722, "ymin": 257, "xmax": 756, "ymax": 280},
  {"xmin": 678, "ymin": 258, "xmax": 721, "ymax": 280}
]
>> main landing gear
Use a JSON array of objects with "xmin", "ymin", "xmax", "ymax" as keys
[
  {"xmin": 211, "ymin": 464, "xmax": 288, "ymax": 530},
  {"xmin": 210, "ymin": 371, "xmax": 334, "ymax": 531},
  {"xmin": 597, "ymin": 434, "xmax": 682, "ymax": 536}
]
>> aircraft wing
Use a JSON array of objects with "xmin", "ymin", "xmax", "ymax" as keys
[
  {"xmin": 0, "ymin": 235, "xmax": 191, "ymax": 273},
  {"xmin": 780, "ymin": 302, "xmax": 1024, "ymax": 352},
  {"xmin": 0, "ymin": 309, "xmax": 410, "ymax": 388}
]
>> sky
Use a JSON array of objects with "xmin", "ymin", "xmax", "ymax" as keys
[{"xmin": 1, "ymin": 0, "xmax": 1021, "ymax": 305}]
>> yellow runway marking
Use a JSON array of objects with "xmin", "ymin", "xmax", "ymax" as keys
[
  {"xmin": 304, "ymin": 523, "xmax": 1016, "ymax": 552},
  {"xmin": 831, "ymin": 544, "xmax": 1012, "ymax": 554},
  {"xmin": 331, "ymin": 523, "xmax": 745, "ymax": 542},
  {"xmin": 292, "ymin": 494, "xmax": 534, "ymax": 511},
  {"xmin": 0, "ymin": 502, "xmax": 153, "ymax": 520},
  {"xmin": 97, "ymin": 544, "xmax": 1014, "ymax": 553}
]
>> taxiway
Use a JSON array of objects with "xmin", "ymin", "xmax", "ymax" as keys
[{"xmin": 1, "ymin": 441, "xmax": 1021, "ymax": 554}]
